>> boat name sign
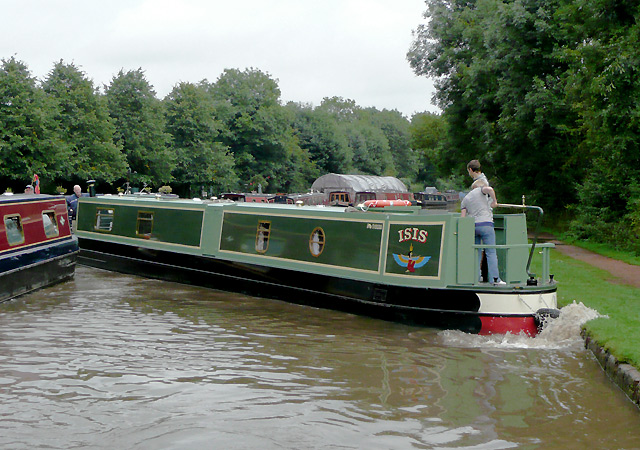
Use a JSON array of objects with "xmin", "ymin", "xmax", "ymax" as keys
[
  {"xmin": 397, "ymin": 227, "xmax": 429, "ymax": 244},
  {"xmin": 387, "ymin": 223, "xmax": 444, "ymax": 278}
]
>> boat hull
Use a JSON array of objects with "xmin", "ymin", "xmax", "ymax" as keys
[
  {"xmin": 0, "ymin": 240, "xmax": 78, "ymax": 303},
  {"xmin": 79, "ymin": 238, "xmax": 552, "ymax": 335}
]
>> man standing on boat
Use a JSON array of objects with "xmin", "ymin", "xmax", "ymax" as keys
[
  {"xmin": 460, "ymin": 179, "xmax": 506, "ymax": 285},
  {"xmin": 467, "ymin": 160, "xmax": 489, "ymax": 186},
  {"xmin": 66, "ymin": 185, "xmax": 87, "ymax": 231},
  {"xmin": 467, "ymin": 160, "xmax": 494, "ymax": 213}
]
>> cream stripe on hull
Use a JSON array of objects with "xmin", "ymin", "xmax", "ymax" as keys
[{"xmin": 477, "ymin": 291, "xmax": 557, "ymax": 315}]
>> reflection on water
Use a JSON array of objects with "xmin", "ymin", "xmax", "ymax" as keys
[{"xmin": 0, "ymin": 267, "xmax": 638, "ymax": 449}]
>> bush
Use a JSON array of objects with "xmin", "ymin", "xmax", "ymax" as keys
[{"xmin": 568, "ymin": 214, "xmax": 640, "ymax": 255}]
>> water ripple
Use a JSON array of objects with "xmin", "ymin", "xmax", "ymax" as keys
[{"xmin": 0, "ymin": 267, "xmax": 638, "ymax": 449}]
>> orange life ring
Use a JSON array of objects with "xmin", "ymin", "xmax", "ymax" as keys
[{"xmin": 363, "ymin": 199, "xmax": 412, "ymax": 208}]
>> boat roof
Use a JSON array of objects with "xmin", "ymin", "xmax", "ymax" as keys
[
  {"xmin": 311, "ymin": 174, "xmax": 408, "ymax": 193},
  {"xmin": 80, "ymin": 194, "xmax": 445, "ymax": 217},
  {"xmin": 1, "ymin": 193, "xmax": 65, "ymax": 204}
]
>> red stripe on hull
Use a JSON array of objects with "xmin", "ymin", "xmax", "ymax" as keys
[{"xmin": 479, "ymin": 316, "xmax": 538, "ymax": 336}]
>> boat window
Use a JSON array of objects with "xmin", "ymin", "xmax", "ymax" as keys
[
  {"xmin": 42, "ymin": 211, "xmax": 59, "ymax": 238},
  {"xmin": 255, "ymin": 221, "xmax": 271, "ymax": 253},
  {"xmin": 95, "ymin": 208, "xmax": 114, "ymax": 232},
  {"xmin": 4, "ymin": 215, "xmax": 25, "ymax": 246},
  {"xmin": 330, "ymin": 192, "xmax": 349, "ymax": 203},
  {"xmin": 355, "ymin": 192, "xmax": 376, "ymax": 204},
  {"xmin": 136, "ymin": 211, "xmax": 154, "ymax": 238},
  {"xmin": 309, "ymin": 227, "xmax": 325, "ymax": 257}
]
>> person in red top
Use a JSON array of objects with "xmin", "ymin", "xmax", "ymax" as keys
[{"xmin": 32, "ymin": 174, "xmax": 40, "ymax": 194}]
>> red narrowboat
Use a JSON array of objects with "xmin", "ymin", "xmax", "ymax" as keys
[{"xmin": 0, "ymin": 193, "xmax": 78, "ymax": 302}]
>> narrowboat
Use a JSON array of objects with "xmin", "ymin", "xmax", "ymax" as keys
[
  {"xmin": 220, "ymin": 191, "xmax": 326, "ymax": 206},
  {"xmin": 75, "ymin": 194, "xmax": 558, "ymax": 335},
  {"xmin": 221, "ymin": 174, "xmax": 412, "ymax": 207},
  {"xmin": 310, "ymin": 173, "xmax": 414, "ymax": 206},
  {"xmin": 414, "ymin": 187, "xmax": 460, "ymax": 210},
  {"xmin": 1, "ymin": 193, "xmax": 79, "ymax": 303},
  {"xmin": 220, "ymin": 192, "xmax": 271, "ymax": 203}
]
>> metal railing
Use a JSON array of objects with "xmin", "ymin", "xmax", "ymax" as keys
[
  {"xmin": 472, "ymin": 242, "xmax": 555, "ymax": 286},
  {"xmin": 469, "ymin": 199, "xmax": 554, "ymax": 285},
  {"xmin": 495, "ymin": 200, "xmax": 544, "ymax": 279}
]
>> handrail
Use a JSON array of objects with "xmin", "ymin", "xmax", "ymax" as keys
[
  {"xmin": 472, "ymin": 243, "xmax": 554, "ymax": 249},
  {"xmin": 495, "ymin": 201, "xmax": 544, "ymax": 279},
  {"xmin": 471, "ymin": 242, "xmax": 554, "ymax": 285}
]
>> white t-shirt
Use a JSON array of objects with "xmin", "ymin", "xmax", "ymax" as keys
[{"xmin": 461, "ymin": 187, "xmax": 493, "ymax": 224}]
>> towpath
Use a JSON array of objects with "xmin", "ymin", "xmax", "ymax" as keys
[{"xmin": 535, "ymin": 233, "xmax": 640, "ymax": 289}]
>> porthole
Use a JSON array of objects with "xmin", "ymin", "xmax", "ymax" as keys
[
  {"xmin": 309, "ymin": 227, "xmax": 325, "ymax": 257},
  {"xmin": 255, "ymin": 221, "xmax": 271, "ymax": 253}
]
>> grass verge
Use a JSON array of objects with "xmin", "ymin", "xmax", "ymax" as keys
[{"xmin": 540, "ymin": 248, "xmax": 640, "ymax": 368}]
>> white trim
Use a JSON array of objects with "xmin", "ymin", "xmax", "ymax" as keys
[{"xmin": 477, "ymin": 291, "xmax": 557, "ymax": 315}]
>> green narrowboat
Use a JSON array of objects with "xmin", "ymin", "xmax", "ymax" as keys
[{"xmin": 75, "ymin": 194, "xmax": 558, "ymax": 335}]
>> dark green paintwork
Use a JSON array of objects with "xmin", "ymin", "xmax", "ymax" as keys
[
  {"xmin": 385, "ymin": 223, "xmax": 444, "ymax": 277},
  {"xmin": 77, "ymin": 202, "xmax": 203, "ymax": 247},
  {"xmin": 75, "ymin": 197, "xmax": 556, "ymax": 293},
  {"xmin": 219, "ymin": 211, "xmax": 384, "ymax": 271}
]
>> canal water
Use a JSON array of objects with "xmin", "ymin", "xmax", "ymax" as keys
[{"xmin": 1, "ymin": 266, "xmax": 638, "ymax": 449}]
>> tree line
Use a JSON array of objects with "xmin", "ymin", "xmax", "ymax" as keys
[
  {"xmin": 4, "ymin": 0, "xmax": 638, "ymax": 256},
  {"xmin": 408, "ymin": 0, "xmax": 640, "ymax": 253},
  {"xmin": 1, "ymin": 57, "xmax": 446, "ymax": 199}
]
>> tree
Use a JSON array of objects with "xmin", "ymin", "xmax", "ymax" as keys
[
  {"xmin": 408, "ymin": 0, "xmax": 640, "ymax": 251},
  {"xmin": 208, "ymin": 68, "xmax": 310, "ymax": 192},
  {"xmin": 363, "ymin": 108, "xmax": 416, "ymax": 181},
  {"xmin": 0, "ymin": 57, "xmax": 69, "ymax": 186},
  {"xmin": 164, "ymin": 81, "xmax": 236, "ymax": 196},
  {"xmin": 42, "ymin": 60, "xmax": 127, "ymax": 184},
  {"xmin": 318, "ymin": 97, "xmax": 395, "ymax": 176},
  {"xmin": 286, "ymin": 102, "xmax": 352, "ymax": 176},
  {"xmin": 106, "ymin": 69, "xmax": 174, "ymax": 187},
  {"xmin": 557, "ymin": 0, "xmax": 640, "ymax": 250},
  {"xmin": 407, "ymin": 0, "xmax": 582, "ymax": 209},
  {"xmin": 346, "ymin": 123, "xmax": 394, "ymax": 176},
  {"xmin": 410, "ymin": 112, "xmax": 450, "ymax": 188}
]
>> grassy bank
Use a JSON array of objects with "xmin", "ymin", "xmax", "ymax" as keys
[{"xmin": 538, "ymin": 248, "xmax": 640, "ymax": 368}]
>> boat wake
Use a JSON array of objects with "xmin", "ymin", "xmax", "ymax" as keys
[{"xmin": 439, "ymin": 301, "xmax": 606, "ymax": 350}]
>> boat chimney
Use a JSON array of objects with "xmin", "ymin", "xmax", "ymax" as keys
[{"xmin": 87, "ymin": 180, "xmax": 96, "ymax": 197}]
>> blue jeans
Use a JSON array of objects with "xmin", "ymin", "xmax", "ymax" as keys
[{"xmin": 475, "ymin": 223, "xmax": 501, "ymax": 283}]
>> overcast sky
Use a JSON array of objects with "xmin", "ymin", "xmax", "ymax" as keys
[{"xmin": 2, "ymin": 0, "xmax": 437, "ymax": 117}]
